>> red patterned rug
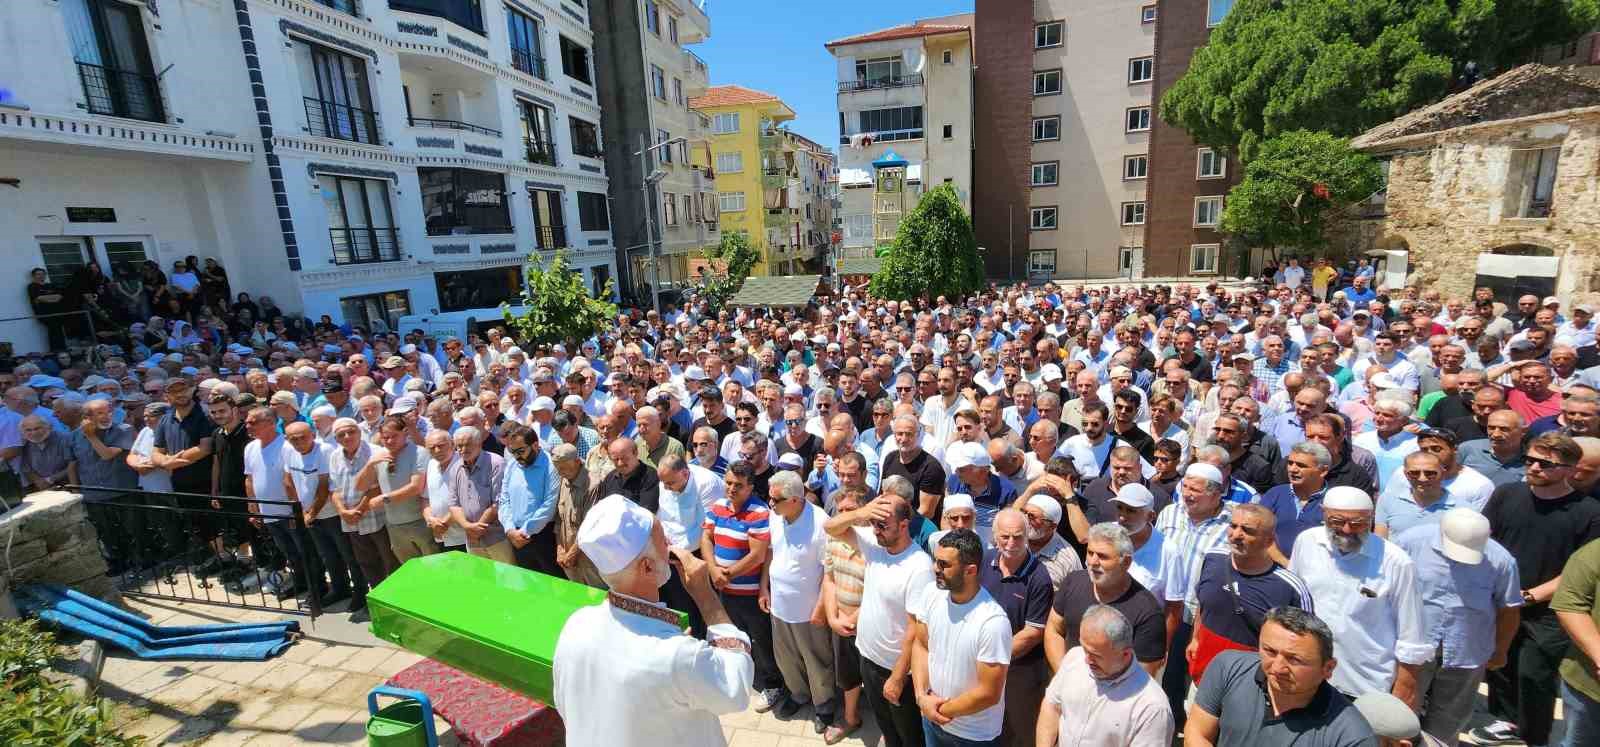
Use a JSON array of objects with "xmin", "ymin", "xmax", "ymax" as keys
[{"xmin": 387, "ymin": 658, "xmax": 565, "ymax": 747}]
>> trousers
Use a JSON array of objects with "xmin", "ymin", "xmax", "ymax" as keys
[
  {"xmin": 1162, "ymin": 620, "xmax": 1195, "ymax": 733},
  {"xmin": 1413, "ymin": 649, "xmax": 1484, "ymax": 746},
  {"xmin": 722, "ymin": 593, "xmax": 783, "ymax": 692},
  {"xmin": 308, "ymin": 516, "xmax": 364, "ymax": 600},
  {"xmin": 861, "ymin": 656, "xmax": 924, "ymax": 747},
  {"xmin": 772, "ymin": 617, "xmax": 837, "ymax": 716},
  {"xmin": 1486, "ymin": 612, "xmax": 1564, "ymax": 745},
  {"xmin": 1000, "ymin": 657, "xmax": 1047, "ymax": 747},
  {"xmin": 345, "ymin": 527, "xmax": 399, "ymax": 590},
  {"xmin": 386, "ymin": 520, "xmax": 438, "ymax": 564}
]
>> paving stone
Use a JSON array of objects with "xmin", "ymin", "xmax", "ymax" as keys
[
  {"xmin": 369, "ymin": 649, "xmax": 421, "ymax": 679},
  {"xmin": 728, "ymin": 728, "xmax": 783, "ymax": 747},
  {"xmin": 233, "ymin": 696, "xmax": 321, "ymax": 732},
  {"xmin": 147, "ymin": 673, "xmax": 229, "ymax": 708},
  {"xmin": 119, "ymin": 663, "xmax": 195, "ymax": 695},
  {"xmin": 278, "ymin": 638, "xmax": 328, "ymax": 663},
  {"xmin": 319, "ymin": 672, "xmax": 386, "ymax": 705},
  {"xmin": 310, "ymin": 641, "xmax": 364, "ymax": 669},
  {"xmin": 777, "ymin": 736, "xmax": 828, "ymax": 747},
  {"xmin": 756, "ymin": 711, "xmax": 811, "ymax": 736},
  {"xmin": 294, "ymin": 705, "xmax": 365, "ymax": 742},
  {"xmin": 254, "ymin": 660, "xmax": 316, "ymax": 692},
  {"xmin": 286, "ymin": 667, "xmax": 352, "ymax": 700},
  {"xmin": 123, "ymin": 712, "xmax": 181, "ymax": 742},
  {"xmin": 163, "ymin": 715, "xmax": 222, "ymax": 744},
  {"xmin": 196, "ymin": 727, "xmax": 266, "ymax": 747},
  {"xmin": 336, "ymin": 644, "xmax": 398, "ymax": 674}
]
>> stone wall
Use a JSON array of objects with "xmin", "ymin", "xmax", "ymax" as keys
[{"xmin": 0, "ymin": 491, "xmax": 117, "ymax": 602}]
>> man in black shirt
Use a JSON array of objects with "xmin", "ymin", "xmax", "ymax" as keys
[
  {"xmin": 1446, "ymin": 386, "xmax": 1504, "ymax": 445},
  {"xmin": 1043, "ymin": 523, "xmax": 1166, "ymax": 675},
  {"xmin": 596, "ymin": 437, "xmax": 661, "ymax": 512},
  {"xmin": 1474, "ymin": 433, "xmax": 1600, "ymax": 747},
  {"xmin": 1424, "ymin": 369, "xmax": 1484, "ymax": 429},
  {"xmin": 881, "ymin": 413, "xmax": 945, "ymax": 518},
  {"xmin": 978, "ymin": 509, "xmax": 1055, "ymax": 746},
  {"xmin": 690, "ymin": 388, "xmax": 735, "ymax": 445},
  {"xmin": 1079, "ymin": 447, "xmax": 1174, "ymax": 526},
  {"xmin": 207, "ymin": 392, "xmax": 256, "ymax": 573},
  {"xmin": 151, "ymin": 377, "xmax": 215, "ymax": 553},
  {"xmin": 1173, "ymin": 329, "xmax": 1213, "ymax": 385},
  {"xmin": 1109, "ymin": 389, "xmax": 1156, "ymax": 463}
]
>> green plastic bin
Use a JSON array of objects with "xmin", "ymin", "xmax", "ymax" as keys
[{"xmin": 366, "ymin": 686, "xmax": 438, "ymax": 747}]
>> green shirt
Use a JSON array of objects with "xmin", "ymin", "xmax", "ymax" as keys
[{"xmin": 1553, "ymin": 537, "xmax": 1600, "ymax": 702}]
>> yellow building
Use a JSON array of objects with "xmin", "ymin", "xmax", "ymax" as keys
[{"xmin": 690, "ymin": 85, "xmax": 808, "ymax": 277}]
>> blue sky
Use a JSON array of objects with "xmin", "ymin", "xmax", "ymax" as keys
[{"xmin": 692, "ymin": 1, "xmax": 974, "ymax": 150}]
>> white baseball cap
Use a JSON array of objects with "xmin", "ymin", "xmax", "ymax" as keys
[
  {"xmin": 1439, "ymin": 507, "xmax": 1491, "ymax": 565},
  {"xmin": 1111, "ymin": 483, "xmax": 1155, "ymax": 510}
]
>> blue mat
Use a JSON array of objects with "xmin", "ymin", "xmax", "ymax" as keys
[{"xmin": 16, "ymin": 584, "xmax": 299, "ymax": 661}]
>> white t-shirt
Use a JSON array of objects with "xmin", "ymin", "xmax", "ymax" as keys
[
  {"xmin": 283, "ymin": 441, "xmax": 338, "ymax": 521},
  {"xmin": 243, "ymin": 436, "xmax": 290, "ymax": 521},
  {"xmin": 915, "ymin": 585, "xmax": 1012, "ymax": 741},
  {"xmin": 427, "ymin": 456, "xmax": 467, "ymax": 547},
  {"xmin": 854, "ymin": 526, "xmax": 935, "ymax": 670},
  {"xmin": 132, "ymin": 426, "xmax": 173, "ymax": 493},
  {"xmin": 768, "ymin": 502, "xmax": 829, "ymax": 624}
]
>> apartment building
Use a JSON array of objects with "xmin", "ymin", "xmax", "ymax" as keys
[
  {"xmin": 589, "ymin": 0, "xmax": 718, "ymax": 301},
  {"xmin": 973, "ymin": 0, "xmax": 1155, "ymax": 281},
  {"xmin": 0, "ymin": 0, "xmax": 619, "ymax": 351},
  {"xmin": 826, "ymin": 15, "xmax": 974, "ymax": 257}
]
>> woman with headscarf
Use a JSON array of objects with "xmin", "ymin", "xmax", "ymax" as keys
[
  {"xmin": 167, "ymin": 320, "xmax": 202, "ymax": 351},
  {"xmin": 200, "ymin": 257, "xmax": 231, "ymax": 308},
  {"xmin": 111, "ymin": 263, "xmax": 148, "ymax": 322}
]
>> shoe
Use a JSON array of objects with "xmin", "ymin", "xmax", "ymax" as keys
[
  {"xmin": 774, "ymin": 697, "xmax": 802, "ymax": 719},
  {"xmin": 811, "ymin": 712, "xmax": 829, "ymax": 734},
  {"xmin": 754, "ymin": 688, "xmax": 784, "ymax": 714},
  {"xmin": 218, "ymin": 559, "xmax": 256, "ymax": 584},
  {"xmin": 823, "ymin": 720, "xmax": 861, "ymax": 745},
  {"xmin": 350, "ymin": 607, "xmax": 371, "ymax": 623},
  {"xmin": 274, "ymin": 583, "xmax": 305, "ymax": 601},
  {"xmin": 1466, "ymin": 722, "xmax": 1521, "ymax": 746}
]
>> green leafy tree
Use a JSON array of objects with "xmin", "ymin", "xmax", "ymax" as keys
[
  {"xmin": 1161, "ymin": 0, "xmax": 1598, "ymax": 160},
  {"xmin": 501, "ymin": 250, "xmax": 616, "ymax": 347},
  {"xmin": 1220, "ymin": 130, "xmax": 1384, "ymax": 252},
  {"xmin": 869, "ymin": 184, "xmax": 982, "ymax": 301},
  {"xmin": 698, "ymin": 230, "xmax": 761, "ymax": 313}
]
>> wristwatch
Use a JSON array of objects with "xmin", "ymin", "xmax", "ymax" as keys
[{"xmin": 1521, "ymin": 589, "xmax": 1536, "ymax": 604}]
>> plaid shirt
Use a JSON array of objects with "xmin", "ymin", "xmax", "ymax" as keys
[
  {"xmin": 569, "ymin": 426, "xmax": 602, "ymax": 459},
  {"xmin": 329, "ymin": 440, "xmax": 386, "ymax": 535},
  {"xmin": 1251, "ymin": 357, "xmax": 1297, "ymax": 398},
  {"xmin": 1155, "ymin": 501, "xmax": 1233, "ymax": 621}
]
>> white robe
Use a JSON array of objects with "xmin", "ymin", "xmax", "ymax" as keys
[{"xmin": 554, "ymin": 595, "xmax": 753, "ymax": 747}]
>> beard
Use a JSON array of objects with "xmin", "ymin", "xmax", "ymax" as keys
[
  {"xmin": 1330, "ymin": 531, "xmax": 1363, "ymax": 554},
  {"xmin": 1026, "ymin": 525, "xmax": 1050, "ymax": 542}
]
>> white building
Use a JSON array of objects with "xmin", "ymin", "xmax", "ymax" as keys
[{"xmin": 0, "ymin": 0, "xmax": 617, "ymax": 352}]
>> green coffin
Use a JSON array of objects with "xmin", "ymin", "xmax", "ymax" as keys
[{"xmin": 366, "ymin": 552, "xmax": 687, "ymax": 704}]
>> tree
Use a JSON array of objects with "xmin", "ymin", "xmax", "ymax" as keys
[
  {"xmin": 869, "ymin": 184, "xmax": 983, "ymax": 301},
  {"xmin": 1161, "ymin": 0, "xmax": 1598, "ymax": 161},
  {"xmin": 501, "ymin": 250, "xmax": 616, "ymax": 348},
  {"xmin": 1220, "ymin": 130, "xmax": 1383, "ymax": 253},
  {"xmin": 697, "ymin": 230, "xmax": 760, "ymax": 313}
]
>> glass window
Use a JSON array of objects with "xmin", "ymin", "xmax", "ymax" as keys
[
  {"xmin": 559, "ymin": 36, "xmax": 591, "ymax": 84},
  {"xmin": 857, "ymin": 106, "xmax": 924, "ymax": 140},
  {"xmin": 662, "ymin": 191, "xmax": 678, "ymax": 226},
  {"xmin": 1032, "ymin": 116, "xmax": 1060, "ymax": 141},
  {"xmin": 569, "ymin": 116, "xmax": 602, "ymax": 157},
  {"xmin": 644, "ymin": 0, "xmax": 660, "ymax": 35},
  {"xmin": 417, "ymin": 167, "xmax": 511, "ymax": 236},
  {"xmin": 1194, "ymin": 196, "xmax": 1223, "ymax": 227},
  {"xmin": 389, "ymin": 0, "xmax": 485, "ymax": 34},
  {"xmin": 673, "ymin": 78, "xmax": 683, "ymax": 104},
  {"xmin": 1029, "ymin": 250, "xmax": 1056, "ymax": 275},
  {"xmin": 339, "ymin": 291, "xmax": 411, "ymax": 333},
  {"xmin": 854, "ymin": 57, "xmax": 904, "ymax": 85},
  {"xmin": 1142, "ymin": 5, "xmax": 1157, "ymax": 23},
  {"xmin": 1129, "ymin": 57, "xmax": 1153, "ymax": 84},
  {"xmin": 651, "ymin": 64, "xmax": 667, "ymax": 99},
  {"xmin": 1207, "ymin": 0, "xmax": 1235, "ymax": 27},
  {"xmin": 718, "ymin": 192, "xmax": 746, "ymax": 212},
  {"xmin": 519, "ymin": 99, "xmax": 555, "ymax": 165},
  {"xmin": 716, "ymin": 152, "xmax": 743, "ymax": 173},
  {"xmin": 1121, "ymin": 201, "xmax": 1146, "ymax": 225},
  {"xmin": 506, "ymin": 8, "xmax": 544, "ymax": 79},
  {"xmin": 577, "ymin": 191, "xmax": 609, "ymax": 231},
  {"xmin": 1035, "ymin": 22, "xmax": 1063, "ymax": 49},
  {"xmin": 65, "ymin": 0, "xmax": 164, "ymax": 122},
  {"xmin": 529, "ymin": 189, "xmax": 565, "ymax": 249},
  {"xmin": 1030, "ymin": 207, "xmax": 1057, "ymax": 230},
  {"xmin": 321, "ymin": 174, "xmax": 398, "ymax": 263},
  {"xmin": 1126, "ymin": 107, "xmax": 1151, "ymax": 132},
  {"xmin": 1034, "ymin": 70, "xmax": 1062, "ymax": 95},
  {"xmin": 1191, "ymin": 244, "xmax": 1219, "ymax": 273},
  {"xmin": 658, "ymin": 129, "xmax": 672, "ymax": 163},
  {"xmin": 713, "ymin": 113, "xmax": 740, "ymax": 133},
  {"xmin": 669, "ymin": 16, "xmax": 678, "ymax": 44},
  {"xmin": 435, "ymin": 267, "xmax": 522, "ymax": 312},
  {"xmin": 942, "ymin": 50, "xmax": 953, "ymax": 64},
  {"xmin": 1124, "ymin": 155, "xmax": 1148, "ymax": 180},
  {"xmin": 304, "ymin": 44, "xmax": 379, "ymax": 144},
  {"xmin": 1198, "ymin": 148, "xmax": 1226, "ymax": 178},
  {"xmin": 1031, "ymin": 162, "xmax": 1058, "ymax": 186}
]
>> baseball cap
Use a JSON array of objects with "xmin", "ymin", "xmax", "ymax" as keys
[
  {"xmin": 1542, "ymin": 296, "xmax": 1560, "ymax": 307},
  {"xmin": 387, "ymin": 397, "xmax": 419, "ymax": 415},
  {"xmin": 1439, "ymin": 508, "xmax": 1490, "ymax": 565},
  {"xmin": 1111, "ymin": 483, "xmax": 1154, "ymax": 510},
  {"xmin": 382, "ymin": 355, "xmax": 404, "ymax": 369}
]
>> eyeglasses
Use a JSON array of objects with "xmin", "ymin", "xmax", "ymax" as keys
[
  {"xmin": 1527, "ymin": 455, "xmax": 1574, "ymax": 470},
  {"xmin": 1324, "ymin": 517, "xmax": 1370, "ymax": 531},
  {"xmin": 693, "ymin": 440, "xmax": 715, "ymax": 447},
  {"xmin": 1404, "ymin": 468, "xmax": 1441, "ymax": 478}
]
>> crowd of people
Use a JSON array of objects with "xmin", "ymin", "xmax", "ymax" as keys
[{"xmin": 5, "ymin": 265, "xmax": 1600, "ymax": 747}]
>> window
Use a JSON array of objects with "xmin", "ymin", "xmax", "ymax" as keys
[
  {"xmin": 942, "ymin": 50, "xmax": 953, "ymax": 64},
  {"xmin": 1511, "ymin": 146, "xmax": 1561, "ymax": 218},
  {"xmin": 300, "ymin": 43, "xmax": 379, "ymax": 144},
  {"xmin": 854, "ymin": 57, "xmax": 905, "ymax": 86},
  {"xmin": 1142, "ymin": 4, "xmax": 1157, "ymax": 23},
  {"xmin": 1030, "ymin": 206, "xmax": 1058, "ymax": 230},
  {"xmin": 388, "ymin": 0, "xmax": 485, "ymax": 34},
  {"xmin": 569, "ymin": 117, "xmax": 601, "ymax": 157},
  {"xmin": 1191, "ymin": 244, "xmax": 1219, "ymax": 274},
  {"xmin": 1197, "ymin": 148, "xmax": 1226, "ymax": 178},
  {"xmin": 657, "ymin": 129, "xmax": 672, "ymax": 163},
  {"xmin": 1207, "ymin": 0, "xmax": 1235, "ymax": 27},
  {"xmin": 577, "ymin": 191, "xmax": 609, "ymax": 231},
  {"xmin": 673, "ymin": 77, "xmax": 683, "ymax": 105},
  {"xmin": 650, "ymin": 64, "xmax": 667, "ymax": 99},
  {"xmin": 644, "ymin": 0, "xmax": 660, "ymax": 35},
  {"xmin": 716, "ymin": 152, "xmax": 743, "ymax": 174},
  {"xmin": 857, "ymin": 106, "xmax": 924, "ymax": 140},
  {"xmin": 1121, "ymin": 201, "xmax": 1146, "ymax": 225},
  {"xmin": 1029, "ymin": 250, "xmax": 1056, "ymax": 276},
  {"xmin": 843, "ymin": 214, "xmax": 873, "ymax": 244},
  {"xmin": 417, "ymin": 168, "xmax": 511, "ymax": 236},
  {"xmin": 1124, "ymin": 155, "xmax": 1148, "ymax": 180},
  {"xmin": 1031, "ymin": 162, "xmax": 1059, "ymax": 187},
  {"xmin": 559, "ymin": 36, "xmax": 592, "ymax": 84},
  {"xmin": 1032, "ymin": 116, "xmax": 1060, "ymax": 142},
  {"xmin": 65, "ymin": 0, "xmax": 164, "ymax": 122},
  {"xmin": 321, "ymin": 175, "xmax": 399, "ymax": 263},
  {"xmin": 683, "ymin": 194, "xmax": 695, "ymax": 223},
  {"xmin": 1128, "ymin": 57, "xmax": 1153, "ymax": 84},
  {"xmin": 1194, "ymin": 196, "xmax": 1223, "ymax": 227},
  {"xmin": 506, "ymin": 8, "xmax": 544, "ymax": 78},
  {"xmin": 1035, "ymin": 21, "xmax": 1063, "ymax": 49},
  {"xmin": 435, "ymin": 267, "xmax": 522, "ymax": 312},
  {"xmin": 669, "ymin": 17, "xmax": 679, "ymax": 44},
  {"xmin": 713, "ymin": 112, "xmax": 740, "ymax": 133},
  {"xmin": 1126, "ymin": 106, "xmax": 1151, "ymax": 132},
  {"xmin": 519, "ymin": 98, "xmax": 555, "ymax": 165},
  {"xmin": 339, "ymin": 291, "xmax": 410, "ymax": 333},
  {"xmin": 718, "ymin": 191, "xmax": 746, "ymax": 212},
  {"xmin": 529, "ymin": 189, "xmax": 566, "ymax": 249},
  {"xmin": 1034, "ymin": 69, "xmax": 1062, "ymax": 96},
  {"xmin": 663, "ymin": 191, "xmax": 678, "ymax": 226},
  {"xmin": 942, "ymin": 124, "xmax": 953, "ymax": 139}
]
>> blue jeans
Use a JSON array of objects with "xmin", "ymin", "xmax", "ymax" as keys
[
  {"xmin": 1562, "ymin": 681, "xmax": 1600, "ymax": 747},
  {"xmin": 921, "ymin": 719, "xmax": 1000, "ymax": 747}
]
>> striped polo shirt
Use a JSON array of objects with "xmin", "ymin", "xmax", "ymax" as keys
[{"xmin": 703, "ymin": 496, "xmax": 771, "ymax": 596}]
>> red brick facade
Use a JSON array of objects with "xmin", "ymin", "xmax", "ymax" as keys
[{"xmin": 972, "ymin": 0, "xmax": 1034, "ymax": 281}]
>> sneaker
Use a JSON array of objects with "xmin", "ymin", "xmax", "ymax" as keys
[
  {"xmin": 774, "ymin": 697, "xmax": 802, "ymax": 719},
  {"xmin": 754, "ymin": 688, "xmax": 785, "ymax": 714},
  {"xmin": 1466, "ymin": 722, "xmax": 1521, "ymax": 746}
]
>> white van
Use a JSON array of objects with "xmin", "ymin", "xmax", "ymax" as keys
[{"xmin": 396, "ymin": 307, "xmax": 525, "ymax": 341}]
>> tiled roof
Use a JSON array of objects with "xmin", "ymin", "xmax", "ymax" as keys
[
  {"xmin": 838, "ymin": 257, "xmax": 883, "ymax": 276},
  {"xmin": 825, "ymin": 22, "xmax": 968, "ymax": 49},
  {"xmin": 689, "ymin": 85, "xmax": 781, "ymax": 109},
  {"xmin": 729, "ymin": 275, "xmax": 822, "ymax": 308},
  {"xmin": 1353, "ymin": 64, "xmax": 1600, "ymax": 150}
]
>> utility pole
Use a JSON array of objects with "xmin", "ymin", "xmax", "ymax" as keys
[{"xmin": 635, "ymin": 134, "xmax": 686, "ymax": 316}]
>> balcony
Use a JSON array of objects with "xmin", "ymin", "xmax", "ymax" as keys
[
  {"xmin": 409, "ymin": 116, "xmax": 501, "ymax": 138},
  {"xmin": 511, "ymin": 48, "xmax": 547, "ymax": 80},
  {"xmin": 762, "ymin": 169, "xmax": 789, "ymax": 189},
  {"xmin": 571, "ymin": 137, "xmax": 603, "ymax": 159},
  {"xmin": 77, "ymin": 62, "xmax": 165, "ymax": 123},
  {"xmin": 532, "ymin": 224, "xmax": 567, "ymax": 250},
  {"xmin": 330, "ymin": 228, "xmax": 401, "ymax": 265},
  {"xmin": 838, "ymin": 127, "xmax": 923, "ymax": 145},
  {"xmin": 304, "ymin": 96, "xmax": 382, "ymax": 145},
  {"xmin": 838, "ymin": 73, "xmax": 924, "ymax": 93},
  {"xmin": 524, "ymin": 136, "xmax": 557, "ymax": 166}
]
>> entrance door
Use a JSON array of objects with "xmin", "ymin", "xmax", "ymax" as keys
[
  {"xmin": 38, "ymin": 238, "xmax": 92, "ymax": 285},
  {"xmin": 97, "ymin": 236, "xmax": 152, "ymax": 277},
  {"xmin": 1475, "ymin": 249, "xmax": 1559, "ymax": 304}
]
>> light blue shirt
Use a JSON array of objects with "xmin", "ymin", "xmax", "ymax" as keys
[
  {"xmin": 1352, "ymin": 429, "xmax": 1419, "ymax": 492},
  {"xmin": 1393, "ymin": 523, "xmax": 1521, "ymax": 669},
  {"xmin": 498, "ymin": 450, "xmax": 559, "ymax": 536}
]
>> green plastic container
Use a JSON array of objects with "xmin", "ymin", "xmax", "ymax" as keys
[{"xmin": 366, "ymin": 686, "xmax": 436, "ymax": 747}]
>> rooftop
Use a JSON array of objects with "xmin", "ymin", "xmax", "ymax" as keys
[
  {"xmin": 824, "ymin": 18, "xmax": 970, "ymax": 49},
  {"xmin": 689, "ymin": 84, "xmax": 787, "ymax": 111},
  {"xmin": 1353, "ymin": 64, "xmax": 1600, "ymax": 150}
]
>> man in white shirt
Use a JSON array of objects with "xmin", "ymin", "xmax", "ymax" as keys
[
  {"xmin": 1281, "ymin": 258, "xmax": 1306, "ymax": 290},
  {"xmin": 1289, "ymin": 486, "xmax": 1431, "ymax": 704},
  {"xmin": 911, "ymin": 528, "xmax": 1012, "ymax": 746},
  {"xmin": 242, "ymin": 406, "xmax": 302, "ymax": 599},
  {"xmin": 283, "ymin": 421, "xmax": 358, "ymax": 606},
  {"xmin": 1037, "ymin": 605, "xmax": 1173, "ymax": 747},
  {"xmin": 655, "ymin": 453, "xmax": 724, "ymax": 550},
  {"xmin": 761, "ymin": 471, "xmax": 836, "ymax": 729}
]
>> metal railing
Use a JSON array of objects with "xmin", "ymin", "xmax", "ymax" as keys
[
  {"xmin": 304, "ymin": 96, "xmax": 381, "ymax": 144},
  {"xmin": 409, "ymin": 116, "xmax": 502, "ymax": 138},
  {"xmin": 330, "ymin": 227, "xmax": 401, "ymax": 264},
  {"xmin": 572, "ymin": 138, "xmax": 603, "ymax": 158},
  {"xmin": 511, "ymin": 48, "xmax": 547, "ymax": 79},
  {"xmin": 532, "ymin": 224, "xmax": 567, "ymax": 250},
  {"xmin": 426, "ymin": 223, "xmax": 514, "ymax": 236},
  {"xmin": 838, "ymin": 74, "xmax": 924, "ymax": 93},
  {"xmin": 77, "ymin": 61, "xmax": 165, "ymax": 122},
  {"xmin": 524, "ymin": 136, "xmax": 557, "ymax": 166},
  {"xmin": 837, "ymin": 127, "xmax": 923, "ymax": 145}
]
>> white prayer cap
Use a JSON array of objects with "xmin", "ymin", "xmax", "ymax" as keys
[
  {"xmin": 1323, "ymin": 485, "xmax": 1374, "ymax": 512},
  {"xmin": 1370, "ymin": 373, "xmax": 1401, "ymax": 390},
  {"xmin": 400, "ymin": 344, "xmax": 418, "ymax": 355},
  {"xmin": 942, "ymin": 493, "xmax": 975, "ymax": 516},
  {"xmin": 531, "ymin": 396, "xmax": 556, "ymax": 412},
  {"xmin": 1111, "ymin": 483, "xmax": 1155, "ymax": 510},
  {"xmin": 1039, "ymin": 364, "xmax": 1063, "ymax": 382},
  {"xmin": 310, "ymin": 404, "xmax": 337, "ymax": 419},
  {"xmin": 783, "ymin": 384, "xmax": 804, "ymax": 397},
  {"xmin": 1440, "ymin": 508, "xmax": 1491, "ymax": 565},
  {"xmin": 1352, "ymin": 693, "xmax": 1422, "ymax": 742},
  {"xmin": 1026, "ymin": 495, "xmax": 1062, "ymax": 524},
  {"xmin": 578, "ymin": 495, "xmax": 656, "ymax": 576},
  {"xmin": 1184, "ymin": 463, "xmax": 1224, "ymax": 485},
  {"xmin": 562, "ymin": 395, "xmax": 585, "ymax": 408}
]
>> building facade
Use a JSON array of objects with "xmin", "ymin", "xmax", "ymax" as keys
[
  {"xmin": 589, "ymin": 0, "xmax": 717, "ymax": 303},
  {"xmin": 0, "ymin": 0, "xmax": 620, "ymax": 351},
  {"xmin": 826, "ymin": 16, "xmax": 974, "ymax": 259}
]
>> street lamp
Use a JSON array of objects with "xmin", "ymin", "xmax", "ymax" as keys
[{"xmin": 636, "ymin": 135, "xmax": 687, "ymax": 316}]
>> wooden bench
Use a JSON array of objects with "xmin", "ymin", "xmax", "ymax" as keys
[{"xmin": 387, "ymin": 658, "xmax": 565, "ymax": 747}]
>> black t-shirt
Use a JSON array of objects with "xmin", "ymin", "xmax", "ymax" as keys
[
  {"xmin": 1483, "ymin": 483, "xmax": 1600, "ymax": 614},
  {"xmin": 1193, "ymin": 551, "xmax": 1311, "ymax": 646},
  {"xmin": 1111, "ymin": 424, "xmax": 1156, "ymax": 463},
  {"xmin": 774, "ymin": 433, "xmax": 822, "ymax": 476},
  {"xmin": 1051, "ymin": 570, "xmax": 1167, "ymax": 662},
  {"xmin": 597, "ymin": 464, "xmax": 661, "ymax": 513},
  {"xmin": 882, "ymin": 448, "xmax": 947, "ymax": 503},
  {"xmin": 1424, "ymin": 394, "xmax": 1472, "ymax": 428},
  {"xmin": 1079, "ymin": 476, "xmax": 1174, "ymax": 526},
  {"xmin": 212, "ymin": 422, "xmax": 250, "ymax": 497},
  {"xmin": 692, "ymin": 414, "xmax": 737, "ymax": 445},
  {"xmin": 1177, "ymin": 352, "xmax": 1214, "ymax": 383},
  {"xmin": 1445, "ymin": 415, "xmax": 1488, "ymax": 443},
  {"xmin": 842, "ymin": 394, "xmax": 872, "ymax": 433},
  {"xmin": 154, "ymin": 404, "xmax": 216, "ymax": 489}
]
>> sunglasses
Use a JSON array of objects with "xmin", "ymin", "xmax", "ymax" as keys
[{"xmin": 1527, "ymin": 455, "xmax": 1574, "ymax": 470}]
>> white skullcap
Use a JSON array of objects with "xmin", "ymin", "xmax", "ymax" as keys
[
  {"xmin": 332, "ymin": 417, "xmax": 360, "ymax": 432},
  {"xmin": 562, "ymin": 395, "xmax": 585, "ymax": 408},
  {"xmin": 1184, "ymin": 463, "xmax": 1224, "ymax": 485},
  {"xmin": 1026, "ymin": 495, "xmax": 1062, "ymax": 524},
  {"xmin": 947, "ymin": 441, "xmax": 991, "ymax": 470},
  {"xmin": 1323, "ymin": 485, "xmax": 1374, "ymax": 512},
  {"xmin": 577, "ymin": 495, "xmax": 656, "ymax": 576},
  {"xmin": 942, "ymin": 493, "xmax": 975, "ymax": 515},
  {"xmin": 310, "ymin": 404, "xmax": 337, "ymax": 419},
  {"xmin": 531, "ymin": 396, "xmax": 556, "ymax": 412}
]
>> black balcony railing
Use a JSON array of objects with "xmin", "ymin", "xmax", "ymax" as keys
[
  {"xmin": 330, "ymin": 227, "xmax": 401, "ymax": 264},
  {"xmin": 838, "ymin": 73, "xmax": 923, "ymax": 93},
  {"xmin": 532, "ymin": 224, "xmax": 567, "ymax": 250},
  {"xmin": 314, "ymin": 0, "xmax": 361, "ymax": 15},
  {"xmin": 524, "ymin": 136, "xmax": 557, "ymax": 166},
  {"xmin": 426, "ymin": 224, "xmax": 514, "ymax": 237},
  {"xmin": 511, "ymin": 48, "xmax": 547, "ymax": 80},
  {"xmin": 77, "ymin": 61, "xmax": 165, "ymax": 122},
  {"xmin": 409, "ymin": 116, "xmax": 502, "ymax": 138},
  {"xmin": 304, "ymin": 96, "xmax": 381, "ymax": 144},
  {"xmin": 572, "ymin": 139, "xmax": 603, "ymax": 158}
]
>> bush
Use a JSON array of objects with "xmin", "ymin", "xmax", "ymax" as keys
[{"xmin": 0, "ymin": 618, "xmax": 142, "ymax": 746}]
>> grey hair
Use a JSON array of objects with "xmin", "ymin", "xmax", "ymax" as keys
[
  {"xmin": 1195, "ymin": 444, "xmax": 1231, "ymax": 466},
  {"xmin": 740, "ymin": 429, "xmax": 769, "ymax": 450},
  {"xmin": 1373, "ymin": 392, "xmax": 1414, "ymax": 418},
  {"xmin": 1085, "ymin": 522, "xmax": 1134, "ymax": 559},
  {"xmin": 881, "ymin": 474, "xmax": 915, "ymax": 501},
  {"xmin": 1081, "ymin": 605, "xmax": 1134, "ymax": 650},
  {"xmin": 453, "ymin": 425, "xmax": 482, "ymax": 444},
  {"xmin": 1289, "ymin": 441, "xmax": 1332, "ymax": 468},
  {"xmin": 770, "ymin": 470, "xmax": 805, "ymax": 502},
  {"xmin": 813, "ymin": 386, "xmax": 837, "ymax": 402},
  {"xmin": 890, "ymin": 413, "xmax": 920, "ymax": 432}
]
